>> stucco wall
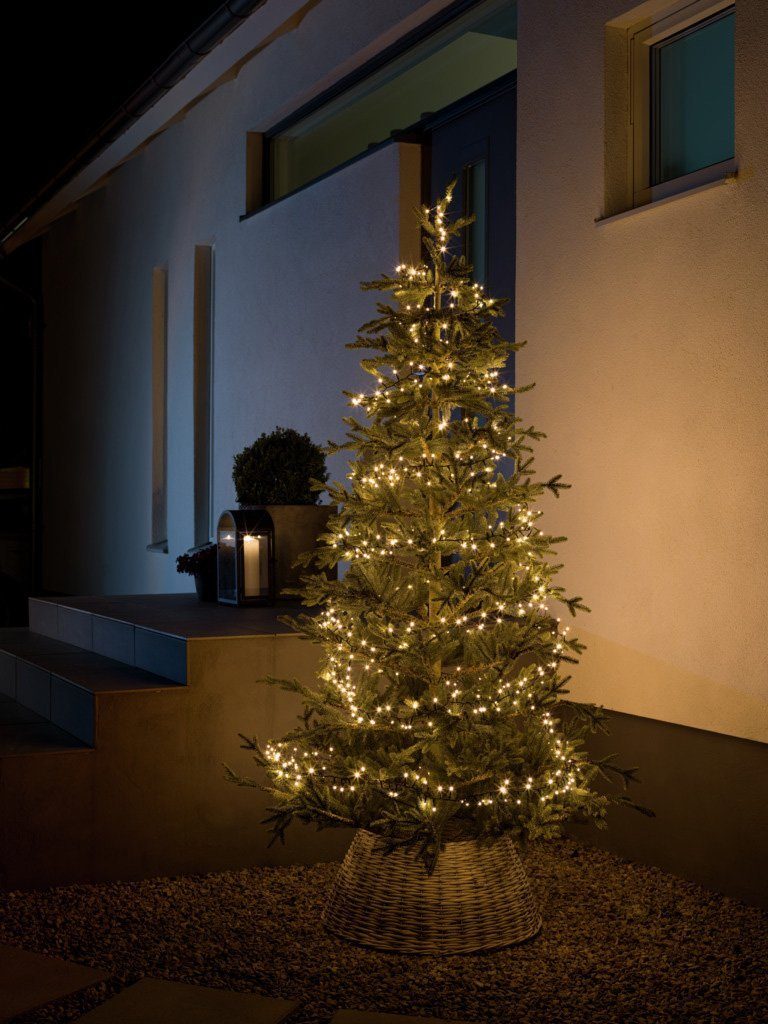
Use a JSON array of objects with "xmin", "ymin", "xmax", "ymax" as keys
[
  {"xmin": 516, "ymin": 0, "xmax": 768, "ymax": 742},
  {"xmin": 40, "ymin": 0, "xmax": 427, "ymax": 597},
  {"xmin": 39, "ymin": 0, "xmax": 768, "ymax": 746}
]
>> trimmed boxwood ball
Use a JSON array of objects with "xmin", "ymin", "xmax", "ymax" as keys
[{"xmin": 233, "ymin": 427, "xmax": 328, "ymax": 506}]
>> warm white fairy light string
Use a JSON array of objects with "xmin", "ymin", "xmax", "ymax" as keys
[{"xmin": 255, "ymin": 186, "xmax": 595, "ymax": 834}]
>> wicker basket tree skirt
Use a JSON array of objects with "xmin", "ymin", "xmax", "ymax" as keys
[{"xmin": 323, "ymin": 830, "xmax": 542, "ymax": 954}]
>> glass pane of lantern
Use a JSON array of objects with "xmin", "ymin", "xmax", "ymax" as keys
[
  {"xmin": 217, "ymin": 513, "xmax": 237, "ymax": 603},
  {"xmin": 242, "ymin": 533, "xmax": 270, "ymax": 598}
]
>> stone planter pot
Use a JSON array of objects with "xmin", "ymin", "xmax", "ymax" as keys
[
  {"xmin": 193, "ymin": 568, "xmax": 217, "ymax": 602},
  {"xmin": 323, "ymin": 829, "xmax": 541, "ymax": 954},
  {"xmin": 239, "ymin": 504, "xmax": 337, "ymax": 598}
]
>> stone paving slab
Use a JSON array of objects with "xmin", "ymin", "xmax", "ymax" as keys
[
  {"xmin": 0, "ymin": 943, "xmax": 107, "ymax": 1022},
  {"xmin": 331, "ymin": 1012, "xmax": 474, "ymax": 1024},
  {"xmin": 74, "ymin": 978, "xmax": 298, "ymax": 1023}
]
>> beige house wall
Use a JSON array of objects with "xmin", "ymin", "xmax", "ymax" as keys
[{"xmin": 516, "ymin": 0, "xmax": 768, "ymax": 742}]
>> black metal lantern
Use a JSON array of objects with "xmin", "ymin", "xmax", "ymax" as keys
[{"xmin": 216, "ymin": 509, "xmax": 275, "ymax": 606}]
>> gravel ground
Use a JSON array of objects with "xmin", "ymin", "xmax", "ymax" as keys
[{"xmin": 1, "ymin": 838, "xmax": 766, "ymax": 1024}]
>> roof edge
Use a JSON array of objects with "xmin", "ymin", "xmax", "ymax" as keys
[{"xmin": 0, "ymin": 0, "xmax": 267, "ymax": 250}]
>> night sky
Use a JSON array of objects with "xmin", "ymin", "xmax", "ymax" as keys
[
  {"xmin": 0, "ymin": 2, "xmax": 225, "ymax": 474},
  {"xmin": 0, "ymin": 1, "xmax": 226, "ymax": 228}
]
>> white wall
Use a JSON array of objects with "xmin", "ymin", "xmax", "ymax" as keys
[
  {"xmin": 40, "ymin": 0, "xmax": 427, "ymax": 596},
  {"xmin": 40, "ymin": 0, "xmax": 768, "ymax": 746},
  {"xmin": 516, "ymin": 0, "xmax": 768, "ymax": 742}
]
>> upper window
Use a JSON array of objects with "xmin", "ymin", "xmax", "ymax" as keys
[
  {"xmin": 651, "ymin": 8, "xmax": 734, "ymax": 186},
  {"xmin": 266, "ymin": 0, "xmax": 517, "ymax": 203},
  {"xmin": 628, "ymin": 1, "xmax": 735, "ymax": 208}
]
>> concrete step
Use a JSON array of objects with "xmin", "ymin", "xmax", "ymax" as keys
[
  {"xmin": 0, "ymin": 693, "xmax": 87, "ymax": 756},
  {"xmin": 2, "ymin": 595, "xmax": 332, "ymax": 890},
  {"xmin": 29, "ymin": 597, "xmax": 190, "ymax": 683},
  {"xmin": 0, "ymin": 628, "xmax": 180, "ymax": 745},
  {"xmin": 28, "ymin": 595, "xmax": 302, "ymax": 685}
]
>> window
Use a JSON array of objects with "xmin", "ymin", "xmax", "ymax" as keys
[
  {"xmin": 463, "ymin": 159, "xmax": 488, "ymax": 284},
  {"xmin": 629, "ymin": 1, "xmax": 735, "ymax": 207},
  {"xmin": 245, "ymin": 132, "xmax": 264, "ymax": 216},
  {"xmin": 651, "ymin": 8, "xmax": 734, "ymax": 185},
  {"xmin": 193, "ymin": 245, "xmax": 214, "ymax": 546},
  {"xmin": 149, "ymin": 267, "xmax": 168, "ymax": 553},
  {"xmin": 264, "ymin": 0, "xmax": 517, "ymax": 203}
]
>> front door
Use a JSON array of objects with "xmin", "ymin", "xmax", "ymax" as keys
[{"xmin": 426, "ymin": 74, "xmax": 517, "ymax": 372}]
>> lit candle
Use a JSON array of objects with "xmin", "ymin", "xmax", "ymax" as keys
[{"xmin": 242, "ymin": 534, "xmax": 261, "ymax": 598}]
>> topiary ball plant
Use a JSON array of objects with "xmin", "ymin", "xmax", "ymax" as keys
[{"xmin": 233, "ymin": 426, "xmax": 328, "ymax": 506}]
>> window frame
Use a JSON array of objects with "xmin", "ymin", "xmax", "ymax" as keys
[
  {"xmin": 462, "ymin": 153, "xmax": 490, "ymax": 286},
  {"xmin": 193, "ymin": 244, "xmax": 215, "ymax": 547},
  {"xmin": 629, "ymin": 0, "xmax": 735, "ymax": 208},
  {"xmin": 249, "ymin": 0, "xmax": 514, "ymax": 211}
]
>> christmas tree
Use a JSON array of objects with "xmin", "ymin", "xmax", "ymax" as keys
[{"xmin": 229, "ymin": 183, "xmax": 647, "ymax": 870}]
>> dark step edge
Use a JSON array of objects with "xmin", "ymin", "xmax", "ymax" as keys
[
  {"xmin": 3, "ymin": 650, "xmax": 183, "ymax": 746},
  {"xmin": 30, "ymin": 597, "xmax": 190, "ymax": 641},
  {"xmin": 27, "ymin": 600, "xmax": 188, "ymax": 686},
  {"xmin": 0, "ymin": 718, "xmax": 92, "ymax": 757}
]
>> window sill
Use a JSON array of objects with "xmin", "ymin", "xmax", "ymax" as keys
[
  {"xmin": 596, "ymin": 164, "xmax": 737, "ymax": 227},
  {"xmin": 146, "ymin": 541, "xmax": 168, "ymax": 554}
]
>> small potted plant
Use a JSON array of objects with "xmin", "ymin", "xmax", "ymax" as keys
[
  {"xmin": 231, "ymin": 427, "xmax": 334, "ymax": 597},
  {"xmin": 176, "ymin": 543, "xmax": 217, "ymax": 602}
]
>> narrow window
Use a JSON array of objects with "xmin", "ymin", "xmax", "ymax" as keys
[
  {"xmin": 193, "ymin": 245, "xmax": 214, "ymax": 546},
  {"xmin": 245, "ymin": 132, "xmax": 265, "ymax": 215},
  {"xmin": 149, "ymin": 267, "xmax": 168, "ymax": 552},
  {"xmin": 463, "ymin": 159, "xmax": 488, "ymax": 285}
]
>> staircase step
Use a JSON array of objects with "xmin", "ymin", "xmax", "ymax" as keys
[
  {"xmin": 0, "ymin": 629, "xmax": 90, "ymax": 699},
  {"xmin": 0, "ymin": 700, "xmax": 88, "ymax": 756},
  {"xmin": 29, "ymin": 598, "xmax": 189, "ymax": 683},
  {"xmin": 0, "ymin": 629, "xmax": 181, "ymax": 745},
  {"xmin": 0, "ymin": 694, "xmax": 46, "ymax": 725},
  {"xmin": 27, "ymin": 595, "xmax": 304, "ymax": 685}
]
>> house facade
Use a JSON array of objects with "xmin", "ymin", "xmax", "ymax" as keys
[{"xmin": 3, "ymin": 0, "xmax": 767, "ymax": 901}]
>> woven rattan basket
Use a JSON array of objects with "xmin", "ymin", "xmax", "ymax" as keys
[{"xmin": 323, "ymin": 829, "xmax": 541, "ymax": 954}]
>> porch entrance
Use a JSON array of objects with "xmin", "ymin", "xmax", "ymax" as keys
[{"xmin": 426, "ymin": 73, "xmax": 517, "ymax": 337}]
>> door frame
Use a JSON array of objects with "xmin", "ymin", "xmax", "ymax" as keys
[{"xmin": 405, "ymin": 70, "xmax": 518, "ymax": 206}]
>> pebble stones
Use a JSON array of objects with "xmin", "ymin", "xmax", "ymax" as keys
[{"xmin": 0, "ymin": 838, "xmax": 766, "ymax": 1024}]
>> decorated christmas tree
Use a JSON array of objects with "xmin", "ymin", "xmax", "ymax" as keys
[{"xmin": 229, "ymin": 183, "xmax": 646, "ymax": 881}]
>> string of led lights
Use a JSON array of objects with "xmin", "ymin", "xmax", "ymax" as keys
[{"xmin": 228, "ymin": 184, "xmax": 618, "ymax": 860}]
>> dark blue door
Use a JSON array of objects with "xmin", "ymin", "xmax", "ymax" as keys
[{"xmin": 427, "ymin": 74, "xmax": 516, "ymax": 343}]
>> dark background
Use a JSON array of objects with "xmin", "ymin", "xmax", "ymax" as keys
[
  {"xmin": 0, "ymin": 1, "xmax": 223, "ymax": 614},
  {"xmin": 0, "ymin": 0, "xmax": 226, "ymax": 452},
  {"xmin": 0, "ymin": 2, "xmax": 225, "ymax": 227}
]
